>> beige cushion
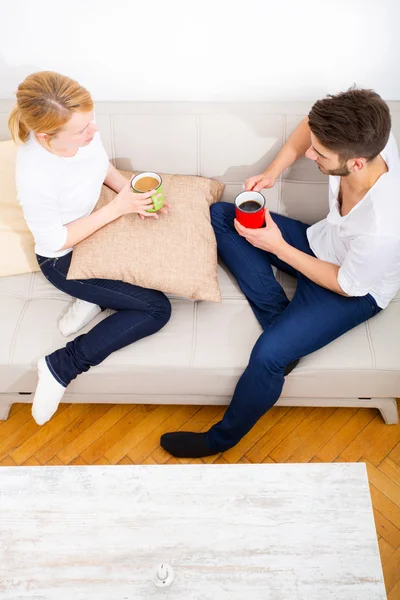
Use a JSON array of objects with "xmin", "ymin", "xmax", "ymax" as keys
[
  {"xmin": 68, "ymin": 171, "xmax": 224, "ymax": 302},
  {"xmin": 0, "ymin": 141, "xmax": 39, "ymax": 276}
]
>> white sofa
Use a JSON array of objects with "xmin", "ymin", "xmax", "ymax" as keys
[{"xmin": 0, "ymin": 101, "xmax": 399, "ymax": 424}]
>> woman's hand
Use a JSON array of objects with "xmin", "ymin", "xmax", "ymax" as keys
[{"xmin": 114, "ymin": 181, "xmax": 162, "ymax": 220}]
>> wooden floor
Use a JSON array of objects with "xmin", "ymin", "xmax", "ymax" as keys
[{"xmin": 1, "ymin": 401, "xmax": 400, "ymax": 598}]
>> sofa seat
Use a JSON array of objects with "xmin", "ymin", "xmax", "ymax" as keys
[{"xmin": 0, "ymin": 267, "xmax": 398, "ymax": 424}]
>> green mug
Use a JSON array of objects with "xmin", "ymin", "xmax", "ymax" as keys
[{"xmin": 131, "ymin": 172, "xmax": 165, "ymax": 213}]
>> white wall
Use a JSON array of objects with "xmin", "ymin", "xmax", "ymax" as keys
[{"xmin": 0, "ymin": 0, "xmax": 399, "ymax": 102}]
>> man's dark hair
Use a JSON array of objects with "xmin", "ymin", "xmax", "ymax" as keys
[{"xmin": 308, "ymin": 87, "xmax": 391, "ymax": 161}]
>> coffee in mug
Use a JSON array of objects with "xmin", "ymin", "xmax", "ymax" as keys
[
  {"xmin": 131, "ymin": 172, "xmax": 165, "ymax": 212},
  {"xmin": 235, "ymin": 191, "xmax": 266, "ymax": 228},
  {"xmin": 132, "ymin": 176, "xmax": 160, "ymax": 193}
]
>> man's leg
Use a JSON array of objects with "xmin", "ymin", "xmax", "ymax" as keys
[
  {"xmin": 161, "ymin": 275, "xmax": 381, "ymax": 457},
  {"xmin": 209, "ymin": 202, "xmax": 313, "ymax": 329}
]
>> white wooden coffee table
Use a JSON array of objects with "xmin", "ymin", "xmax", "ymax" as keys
[{"xmin": 0, "ymin": 463, "xmax": 385, "ymax": 599}]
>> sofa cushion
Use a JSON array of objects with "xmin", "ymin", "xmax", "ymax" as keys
[
  {"xmin": 0, "ymin": 269, "xmax": 399, "ymax": 401},
  {"xmin": 0, "ymin": 140, "xmax": 40, "ymax": 277},
  {"xmin": 67, "ymin": 171, "xmax": 224, "ymax": 302}
]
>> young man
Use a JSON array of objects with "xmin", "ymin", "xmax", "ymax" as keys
[{"xmin": 161, "ymin": 88, "xmax": 400, "ymax": 458}]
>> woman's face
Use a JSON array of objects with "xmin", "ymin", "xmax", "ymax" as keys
[{"xmin": 40, "ymin": 110, "xmax": 99, "ymax": 152}]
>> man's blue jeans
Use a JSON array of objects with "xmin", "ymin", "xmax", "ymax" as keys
[
  {"xmin": 37, "ymin": 252, "xmax": 171, "ymax": 387},
  {"xmin": 206, "ymin": 202, "xmax": 381, "ymax": 452}
]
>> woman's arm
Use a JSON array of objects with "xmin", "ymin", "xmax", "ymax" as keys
[
  {"xmin": 104, "ymin": 162, "xmax": 130, "ymax": 193},
  {"xmin": 59, "ymin": 183, "xmax": 159, "ymax": 251}
]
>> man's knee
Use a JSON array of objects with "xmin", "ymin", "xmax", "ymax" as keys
[
  {"xmin": 249, "ymin": 342, "xmax": 299, "ymax": 376},
  {"xmin": 210, "ymin": 202, "xmax": 235, "ymax": 232},
  {"xmin": 249, "ymin": 337, "xmax": 291, "ymax": 375}
]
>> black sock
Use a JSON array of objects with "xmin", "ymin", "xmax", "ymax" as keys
[
  {"xmin": 160, "ymin": 431, "xmax": 219, "ymax": 458},
  {"xmin": 284, "ymin": 359, "xmax": 299, "ymax": 376}
]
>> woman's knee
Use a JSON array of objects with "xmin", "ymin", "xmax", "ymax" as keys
[{"xmin": 148, "ymin": 291, "xmax": 172, "ymax": 326}]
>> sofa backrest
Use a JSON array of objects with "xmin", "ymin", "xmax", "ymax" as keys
[{"xmin": 1, "ymin": 100, "xmax": 399, "ymax": 225}]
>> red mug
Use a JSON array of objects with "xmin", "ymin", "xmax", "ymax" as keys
[{"xmin": 235, "ymin": 191, "xmax": 266, "ymax": 228}]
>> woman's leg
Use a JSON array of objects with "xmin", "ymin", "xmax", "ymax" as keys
[{"xmin": 34, "ymin": 253, "xmax": 171, "ymax": 423}]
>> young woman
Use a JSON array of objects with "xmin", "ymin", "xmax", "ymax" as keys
[{"xmin": 9, "ymin": 71, "xmax": 171, "ymax": 426}]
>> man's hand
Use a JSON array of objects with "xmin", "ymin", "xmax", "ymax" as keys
[
  {"xmin": 244, "ymin": 173, "xmax": 276, "ymax": 192},
  {"xmin": 234, "ymin": 208, "xmax": 286, "ymax": 255}
]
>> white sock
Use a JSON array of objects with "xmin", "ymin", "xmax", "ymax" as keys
[
  {"xmin": 32, "ymin": 357, "xmax": 66, "ymax": 425},
  {"xmin": 59, "ymin": 299, "xmax": 101, "ymax": 337}
]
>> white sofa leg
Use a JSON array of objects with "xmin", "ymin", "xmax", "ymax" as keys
[
  {"xmin": 375, "ymin": 398, "xmax": 399, "ymax": 425},
  {"xmin": 0, "ymin": 397, "xmax": 13, "ymax": 421}
]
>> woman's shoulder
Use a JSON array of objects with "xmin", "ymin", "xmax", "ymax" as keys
[{"xmin": 16, "ymin": 138, "xmax": 57, "ymax": 190}]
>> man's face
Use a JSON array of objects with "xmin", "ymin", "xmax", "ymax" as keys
[{"xmin": 305, "ymin": 133, "xmax": 351, "ymax": 176}]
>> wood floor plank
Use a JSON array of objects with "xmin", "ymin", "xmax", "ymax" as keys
[
  {"xmin": 221, "ymin": 407, "xmax": 291, "ymax": 464},
  {"xmin": 388, "ymin": 579, "xmax": 400, "ymax": 600},
  {"xmin": 117, "ymin": 456, "xmax": 133, "ymax": 465},
  {"xmin": 0, "ymin": 405, "xmax": 33, "ymax": 438},
  {"xmin": 80, "ymin": 405, "xmax": 153, "ymax": 464},
  {"xmin": 378, "ymin": 536, "xmax": 396, "ymax": 565},
  {"xmin": 104, "ymin": 405, "xmax": 175, "ymax": 464},
  {"xmin": 0, "ymin": 456, "xmax": 16, "ymax": 466},
  {"xmin": 213, "ymin": 457, "xmax": 229, "ymax": 464},
  {"xmin": 364, "ymin": 460, "xmax": 400, "ymax": 509},
  {"xmin": 93, "ymin": 456, "xmax": 111, "ymax": 465},
  {"xmin": 58, "ymin": 405, "xmax": 131, "ymax": 464},
  {"xmin": 0, "ymin": 405, "xmax": 67, "ymax": 462},
  {"xmin": 262, "ymin": 456, "xmax": 276, "ymax": 464},
  {"xmin": 246, "ymin": 407, "xmax": 313, "ymax": 463},
  {"xmin": 370, "ymin": 484, "xmax": 400, "ymax": 530},
  {"xmin": 126, "ymin": 405, "xmax": 201, "ymax": 464},
  {"xmin": 68, "ymin": 456, "xmax": 88, "ymax": 466},
  {"xmin": 338, "ymin": 414, "xmax": 391, "ymax": 462},
  {"xmin": 45, "ymin": 456, "xmax": 64, "ymax": 466},
  {"xmin": 363, "ymin": 419, "xmax": 400, "ymax": 466},
  {"xmin": 140, "ymin": 455, "xmax": 158, "ymax": 465},
  {"xmin": 270, "ymin": 408, "xmax": 336, "ymax": 463},
  {"xmin": 384, "ymin": 548, "xmax": 400, "ymax": 594},
  {"xmin": 21, "ymin": 457, "xmax": 41, "ymax": 466},
  {"xmin": 34, "ymin": 405, "xmax": 108, "ymax": 465},
  {"xmin": 373, "ymin": 508, "xmax": 400, "ymax": 549},
  {"xmin": 316, "ymin": 409, "xmax": 376, "ymax": 462},
  {"xmin": 10, "ymin": 404, "xmax": 89, "ymax": 465},
  {"xmin": 380, "ymin": 458, "xmax": 400, "ymax": 490},
  {"xmin": 6, "ymin": 403, "xmax": 24, "ymax": 417},
  {"xmin": 286, "ymin": 408, "xmax": 357, "ymax": 463},
  {"xmin": 389, "ymin": 442, "xmax": 400, "ymax": 468}
]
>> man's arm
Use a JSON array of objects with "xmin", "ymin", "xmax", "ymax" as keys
[
  {"xmin": 235, "ymin": 210, "xmax": 348, "ymax": 296},
  {"xmin": 266, "ymin": 117, "xmax": 312, "ymax": 180},
  {"xmin": 245, "ymin": 118, "xmax": 312, "ymax": 191},
  {"xmin": 104, "ymin": 162, "xmax": 130, "ymax": 193},
  {"xmin": 277, "ymin": 243, "xmax": 346, "ymax": 295}
]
